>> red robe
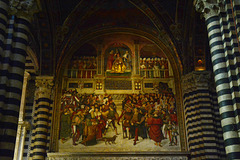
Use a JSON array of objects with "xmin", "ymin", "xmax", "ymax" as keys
[
  {"xmin": 107, "ymin": 53, "xmax": 114, "ymax": 70},
  {"xmin": 95, "ymin": 115, "xmax": 106, "ymax": 139},
  {"xmin": 170, "ymin": 113, "xmax": 178, "ymax": 125},
  {"xmin": 147, "ymin": 116, "xmax": 164, "ymax": 142}
]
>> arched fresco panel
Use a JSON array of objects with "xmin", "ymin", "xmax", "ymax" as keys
[{"xmin": 58, "ymin": 37, "xmax": 181, "ymax": 152}]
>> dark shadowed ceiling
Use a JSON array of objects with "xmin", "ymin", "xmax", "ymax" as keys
[{"xmin": 33, "ymin": 0, "xmax": 209, "ymax": 75}]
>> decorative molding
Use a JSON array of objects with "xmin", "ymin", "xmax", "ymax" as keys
[
  {"xmin": 47, "ymin": 152, "xmax": 189, "ymax": 160},
  {"xmin": 48, "ymin": 157, "xmax": 188, "ymax": 160},
  {"xmin": 56, "ymin": 25, "xmax": 69, "ymax": 48},
  {"xmin": 170, "ymin": 23, "xmax": 182, "ymax": 41},
  {"xmin": 194, "ymin": 0, "xmax": 224, "ymax": 19},
  {"xmin": 9, "ymin": 0, "xmax": 41, "ymax": 21},
  {"xmin": 18, "ymin": 121, "xmax": 31, "ymax": 129},
  {"xmin": 26, "ymin": 46, "xmax": 39, "ymax": 73}
]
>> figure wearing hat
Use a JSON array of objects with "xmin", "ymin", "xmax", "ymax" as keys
[
  {"xmin": 121, "ymin": 106, "xmax": 133, "ymax": 139},
  {"xmin": 147, "ymin": 110, "xmax": 164, "ymax": 147},
  {"xmin": 107, "ymin": 50, "xmax": 115, "ymax": 71},
  {"xmin": 122, "ymin": 50, "xmax": 131, "ymax": 70},
  {"xmin": 104, "ymin": 106, "xmax": 119, "ymax": 135},
  {"xmin": 153, "ymin": 57, "xmax": 160, "ymax": 78},
  {"xmin": 111, "ymin": 51, "xmax": 126, "ymax": 73},
  {"xmin": 140, "ymin": 57, "xmax": 147, "ymax": 77},
  {"xmin": 127, "ymin": 107, "xmax": 146, "ymax": 145}
]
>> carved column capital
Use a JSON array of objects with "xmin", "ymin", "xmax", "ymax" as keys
[
  {"xmin": 194, "ymin": 0, "xmax": 224, "ymax": 19},
  {"xmin": 35, "ymin": 76, "xmax": 54, "ymax": 97},
  {"xmin": 181, "ymin": 71, "xmax": 213, "ymax": 93},
  {"xmin": 9, "ymin": 0, "xmax": 41, "ymax": 21}
]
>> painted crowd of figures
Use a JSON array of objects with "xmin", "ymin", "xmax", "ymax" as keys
[
  {"xmin": 140, "ymin": 57, "xmax": 169, "ymax": 78},
  {"xmin": 67, "ymin": 55, "xmax": 170, "ymax": 79},
  {"xmin": 60, "ymin": 90, "xmax": 178, "ymax": 147},
  {"xmin": 68, "ymin": 56, "xmax": 97, "ymax": 78}
]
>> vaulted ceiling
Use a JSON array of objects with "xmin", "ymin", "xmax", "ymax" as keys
[{"xmin": 29, "ymin": 0, "xmax": 210, "ymax": 76}]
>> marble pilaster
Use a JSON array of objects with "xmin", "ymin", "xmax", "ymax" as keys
[{"xmin": 14, "ymin": 71, "xmax": 31, "ymax": 160}]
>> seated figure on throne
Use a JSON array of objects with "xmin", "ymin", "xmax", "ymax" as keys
[{"xmin": 111, "ymin": 52, "xmax": 126, "ymax": 73}]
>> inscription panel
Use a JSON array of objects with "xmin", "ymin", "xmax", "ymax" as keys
[{"xmin": 105, "ymin": 80, "xmax": 132, "ymax": 90}]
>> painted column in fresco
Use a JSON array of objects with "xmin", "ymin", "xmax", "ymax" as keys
[
  {"xmin": 97, "ymin": 44, "xmax": 103, "ymax": 75},
  {"xmin": 132, "ymin": 41, "xmax": 142, "ymax": 93},
  {"xmin": 182, "ymin": 71, "xmax": 225, "ymax": 159},
  {"xmin": 95, "ymin": 44, "xmax": 105, "ymax": 94},
  {"xmin": 14, "ymin": 71, "xmax": 31, "ymax": 160},
  {"xmin": 133, "ymin": 41, "xmax": 140, "ymax": 76},
  {"xmin": 93, "ymin": 44, "xmax": 104, "ymax": 94},
  {"xmin": 31, "ymin": 76, "xmax": 54, "ymax": 160},
  {"xmin": 195, "ymin": 0, "xmax": 240, "ymax": 159},
  {"xmin": 0, "ymin": 1, "xmax": 40, "ymax": 159}
]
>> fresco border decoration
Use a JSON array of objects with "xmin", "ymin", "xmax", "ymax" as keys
[{"xmin": 48, "ymin": 151, "xmax": 189, "ymax": 160}]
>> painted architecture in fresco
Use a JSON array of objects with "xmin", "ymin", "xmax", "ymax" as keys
[{"xmin": 59, "ymin": 36, "xmax": 179, "ymax": 152}]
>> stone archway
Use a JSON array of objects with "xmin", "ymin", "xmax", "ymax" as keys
[{"xmin": 49, "ymin": 27, "xmax": 187, "ymax": 155}]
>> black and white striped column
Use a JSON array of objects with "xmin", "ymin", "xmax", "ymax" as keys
[
  {"xmin": 182, "ymin": 71, "xmax": 225, "ymax": 159},
  {"xmin": 195, "ymin": 0, "xmax": 240, "ymax": 159},
  {"xmin": 31, "ymin": 76, "xmax": 54, "ymax": 160},
  {"xmin": 0, "ymin": 0, "xmax": 8, "ymax": 53},
  {"xmin": 0, "ymin": 2, "xmax": 32, "ymax": 160}
]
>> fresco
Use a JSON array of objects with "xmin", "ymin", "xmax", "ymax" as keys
[
  {"xmin": 68, "ymin": 56, "xmax": 97, "ymax": 78},
  {"xmin": 140, "ymin": 57, "xmax": 169, "ymax": 78},
  {"xmin": 59, "ymin": 83, "xmax": 180, "ymax": 152},
  {"xmin": 104, "ymin": 44, "xmax": 132, "ymax": 77}
]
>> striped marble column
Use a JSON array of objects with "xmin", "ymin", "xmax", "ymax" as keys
[
  {"xmin": 0, "ymin": 2, "xmax": 29, "ymax": 160},
  {"xmin": 195, "ymin": 0, "xmax": 240, "ymax": 159},
  {"xmin": 31, "ymin": 76, "xmax": 54, "ymax": 160},
  {"xmin": 182, "ymin": 71, "xmax": 225, "ymax": 159},
  {"xmin": 0, "ymin": 1, "xmax": 11, "ymax": 158},
  {"xmin": 0, "ymin": 0, "xmax": 8, "ymax": 53},
  {"xmin": 221, "ymin": 0, "xmax": 240, "ymax": 139},
  {"xmin": 0, "ymin": 1, "xmax": 40, "ymax": 159}
]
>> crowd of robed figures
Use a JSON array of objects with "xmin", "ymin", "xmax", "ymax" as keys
[{"xmin": 60, "ymin": 91, "xmax": 179, "ymax": 147}]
